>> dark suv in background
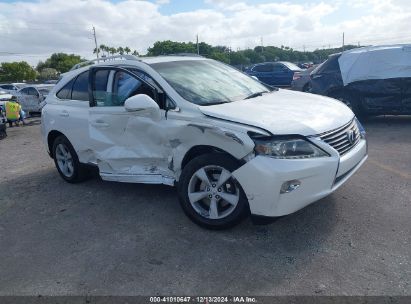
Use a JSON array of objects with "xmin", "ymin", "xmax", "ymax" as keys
[
  {"xmin": 310, "ymin": 45, "xmax": 411, "ymax": 117},
  {"xmin": 245, "ymin": 61, "xmax": 303, "ymax": 87}
]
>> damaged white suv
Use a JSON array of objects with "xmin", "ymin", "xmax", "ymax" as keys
[{"xmin": 41, "ymin": 55, "xmax": 367, "ymax": 229}]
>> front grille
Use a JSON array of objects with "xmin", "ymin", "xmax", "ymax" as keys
[{"xmin": 319, "ymin": 119, "xmax": 360, "ymax": 156}]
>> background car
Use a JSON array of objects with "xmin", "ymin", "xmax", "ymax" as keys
[
  {"xmin": 0, "ymin": 90, "xmax": 13, "ymax": 111},
  {"xmin": 245, "ymin": 61, "xmax": 303, "ymax": 87},
  {"xmin": 0, "ymin": 83, "xmax": 26, "ymax": 94},
  {"xmin": 291, "ymin": 65, "xmax": 317, "ymax": 92},
  {"xmin": 16, "ymin": 85, "xmax": 54, "ymax": 114},
  {"xmin": 310, "ymin": 44, "xmax": 411, "ymax": 117}
]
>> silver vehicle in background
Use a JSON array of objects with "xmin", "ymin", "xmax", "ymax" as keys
[
  {"xmin": 290, "ymin": 66, "xmax": 317, "ymax": 92},
  {"xmin": 0, "ymin": 83, "xmax": 26, "ymax": 94},
  {"xmin": 16, "ymin": 85, "xmax": 54, "ymax": 114}
]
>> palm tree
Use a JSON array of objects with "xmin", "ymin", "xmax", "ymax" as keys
[
  {"xmin": 117, "ymin": 47, "xmax": 124, "ymax": 55},
  {"xmin": 99, "ymin": 44, "xmax": 107, "ymax": 56},
  {"xmin": 132, "ymin": 50, "xmax": 139, "ymax": 56},
  {"xmin": 124, "ymin": 47, "xmax": 131, "ymax": 54}
]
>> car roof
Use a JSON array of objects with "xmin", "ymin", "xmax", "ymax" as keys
[{"xmin": 62, "ymin": 55, "xmax": 208, "ymax": 78}]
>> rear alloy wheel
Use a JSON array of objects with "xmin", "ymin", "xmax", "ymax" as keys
[
  {"xmin": 178, "ymin": 153, "xmax": 249, "ymax": 229},
  {"xmin": 52, "ymin": 135, "xmax": 87, "ymax": 183}
]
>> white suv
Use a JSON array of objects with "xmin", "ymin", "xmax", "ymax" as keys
[{"xmin": 41, "ymin": 55, "xmax": 368, "ymax": 229}]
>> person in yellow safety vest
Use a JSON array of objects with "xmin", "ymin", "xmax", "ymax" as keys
[{"xmin": 5, "ymin": 96, "xmax": 25, "ymax": 127}]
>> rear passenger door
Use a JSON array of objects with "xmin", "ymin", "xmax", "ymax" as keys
[
  {"xmin": 88, "ymin": 66, "xmax": 173, "ymax": 183},
  {"xmin": 51, "ymin": 71, "xmax": 91, "ymax": 161}
]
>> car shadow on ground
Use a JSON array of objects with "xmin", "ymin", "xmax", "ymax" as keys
[
  {"xmin": 0, "ymin": 166, "xmax": 338, "ymax": 294},
  {"xmin": 362, "ymin": 115, "xmax": 411, "ymax": 127}
]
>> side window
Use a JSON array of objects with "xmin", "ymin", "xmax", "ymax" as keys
[
  {"xmin": 28, "ymin": 88, "xmax": 38, "ymax": 96},
  {"xmin": 56, "ymin": 78, "xmax": 75, "ymax": 100},
  {"xmin": 20, "ymin": 88, "xmax": 30, "ymax": 95},
  {"xmin": 93, "ymin": 69, "xmax": 155, "ymax": 107},
  {"xmin": 253, "ymin": 64, "xmax": 273, "ymax": 72},
  {"xmin": 272, "ymin": 64, "xmax": 287, "ymax": 72},
  {"xmin": 71, "ymin": 71, "xmax": 90, "ymax": 101},
  {"xmin": 92, "ymin": 70, "xmax": 110, "ymax": 106}
]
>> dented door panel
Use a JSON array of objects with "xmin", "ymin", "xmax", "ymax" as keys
[{"xmin": 88, "ymin": 106, "xmax": 255, "ymax": 184}]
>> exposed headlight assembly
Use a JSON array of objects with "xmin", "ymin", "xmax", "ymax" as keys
[
  {"xmin": 355, "ymin": 117, "xmax": 366, "ymax": 139},
  {"xmin": 251, "ymin": 135, "xmax": 329, "ymax": 159}
]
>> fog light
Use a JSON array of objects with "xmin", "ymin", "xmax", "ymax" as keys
[{"xmin": 280, "ymin": 180, "xmax": 301, "ymax": 194}]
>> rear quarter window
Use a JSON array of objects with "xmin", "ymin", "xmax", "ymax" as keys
[{"xmin": 56, "ymin": 78, "xmax": 75, "ymax": 100}]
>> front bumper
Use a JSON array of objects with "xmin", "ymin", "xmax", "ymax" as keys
[{"xmin": 232, "ymin": 139, "xmax": 367, "ymax": 217}]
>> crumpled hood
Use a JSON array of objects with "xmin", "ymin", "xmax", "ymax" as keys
[{"xmin": 199, "ymin": 89, "xmax": 354, "ymax": 136}]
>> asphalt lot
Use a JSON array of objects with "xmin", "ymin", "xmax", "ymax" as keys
[{"xmin": 0, "ymin": 116, "xmax": 410, "ymax": 296}]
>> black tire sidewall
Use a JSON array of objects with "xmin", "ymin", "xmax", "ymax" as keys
[
  {"xmin": 52, "ymin": 136, "xmax": 84, "ymax": 183},
  {"xmin": 178, "ymin": 153, "xmax": 249, "ymax": 229}
]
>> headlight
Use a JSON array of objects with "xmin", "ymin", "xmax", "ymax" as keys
[
  {"xmin": 253, "ymin": 137, "xmax": 329, "ymax": 159},
  {"xmin": 355, "ymin": 117, "xmax": 366, "ymax": 139}
]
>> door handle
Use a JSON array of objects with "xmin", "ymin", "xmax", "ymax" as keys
[
  {"xmin": 91, "ymin": 121, "xmax": 109, "ymax": 128},
  {"xmin": 60, "ymin": 110, "xmax": 69, "ymax": 117}
]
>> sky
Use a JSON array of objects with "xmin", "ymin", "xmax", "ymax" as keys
[{"xmin": 0, "ymin": 0, "xmax": 410, "ymax": 65}]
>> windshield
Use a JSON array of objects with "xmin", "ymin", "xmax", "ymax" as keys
[{"xmin": 150, "ymin": 60, "xmax": 270, "ymax": 105}]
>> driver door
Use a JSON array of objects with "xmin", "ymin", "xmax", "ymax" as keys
[{"xmin": 88, "ymin": 66, "xmax": 174, "ymax": 185}]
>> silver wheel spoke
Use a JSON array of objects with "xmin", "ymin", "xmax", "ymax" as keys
[
  {"xmin": 195, "ymin": 168, "xmax": 211, "ymax": 186},
  {"xmin": 209, "ymin": 198, "xmax": 218, "ymax": 219},
  {"xmin": 67, "ymin": 161, "xmax": 74, "ymax": 174},
  {"xmin": 216, "ymin": 169, "xmax": 232, "ymax": 188},
  {"xmin": 56, "ymin": 153, "xmax": 65, "ymax": 161},
  {"xmin": 219, "ymin": 192, "xmax": 239, "ymax": 206},
  {"xmin": 188, "ymin": 191, "xmax": 208, "ymax": 203},
  {"xmin": 188, "ymin": 165, "xmax": 240, "ymax": 221}
]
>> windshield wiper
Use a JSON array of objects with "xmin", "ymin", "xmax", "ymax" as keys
[{"xmin": 244, "ymin": 91, "xmax": 269, "ymax": 100}]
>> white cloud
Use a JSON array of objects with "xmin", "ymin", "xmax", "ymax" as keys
[{"xmin": 0, "ymin": 0, "xmax": 410, "ymax": 65}]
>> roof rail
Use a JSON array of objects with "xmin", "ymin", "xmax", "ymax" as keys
[
  {"xmin": 70, "ymin": 54, "xmax": 140, "ymax": 71},
  {"xmin": 166, "ymin": 53, "xmax": 203, "ymax": 57}
]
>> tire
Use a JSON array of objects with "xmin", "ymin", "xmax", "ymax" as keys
[
  {"xmin": 52, "ymin": 135, "xmax": 88, "ymax": 183},
  {"xmin": 302, "ymin": 82, "xmax": 311, "ymax": 92},
  {"xmin": 177, "ymin": 153, "xmax": 249, "ymax": 229}
]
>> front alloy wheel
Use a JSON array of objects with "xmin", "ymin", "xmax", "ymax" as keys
[
  {"xmin": 178, "ymin": 153, "xmax": 249, "ymax": 229},
  {"xmin": 188, "ymin": 165, "xmax": 240, "ymax": 220}
]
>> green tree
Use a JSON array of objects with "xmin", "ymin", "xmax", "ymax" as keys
[
  {"xmin": 117, "ymin": 47, "xmax": 124, "ymax": 55},
  {"xmin": 0, "ymin": 61, "xmax": 37, "ymax": 82},
  {"xmin": 38, "ymin": 68, "xmax": 59, "ymax": 81},
  {"xmin": 37, "ymin": 53, "xmax": 83, "ymax": 73},
  {"xmin": 124, "ymin": 47, "xmax": 131, "ymax": 54}
]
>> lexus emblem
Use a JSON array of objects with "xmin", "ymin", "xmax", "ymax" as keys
[{"xmin": 347, "ymin": 130, "xmax": 355, "ymax": 144}]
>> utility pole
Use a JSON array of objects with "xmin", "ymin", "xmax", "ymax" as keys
[
  {"xmin": 342, "ymin": 32, "xmax": 345, "ymax": 51},
  {"xmin": 196, "ymin": 34, "xmax": 199, "ymax": 55},
  {"xmin": 92, "ymin": 26, "xmax": 99, "ymax": 61}
]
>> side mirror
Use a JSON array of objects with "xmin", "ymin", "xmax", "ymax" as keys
[{"xmin": 124, "ymin": 94, "xmax": 161, "ymax": 121}]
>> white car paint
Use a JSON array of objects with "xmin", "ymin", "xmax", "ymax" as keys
[
  {"xmin": 199, "ymin": 89, "xmax": 353, "ymax": 136},
  {"xmin": 41, "ymin": 56, "xmax": 367, "ymax": 219}
]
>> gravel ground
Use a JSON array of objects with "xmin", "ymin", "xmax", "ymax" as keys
[{"xmin": 0, "ymin": 116, "xmax": 410, "ymax": 296}]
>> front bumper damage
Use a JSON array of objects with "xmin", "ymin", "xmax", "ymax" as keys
[{"xmin": 232, "ymin": 139, "xmax": 367, "ymax": 217}]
